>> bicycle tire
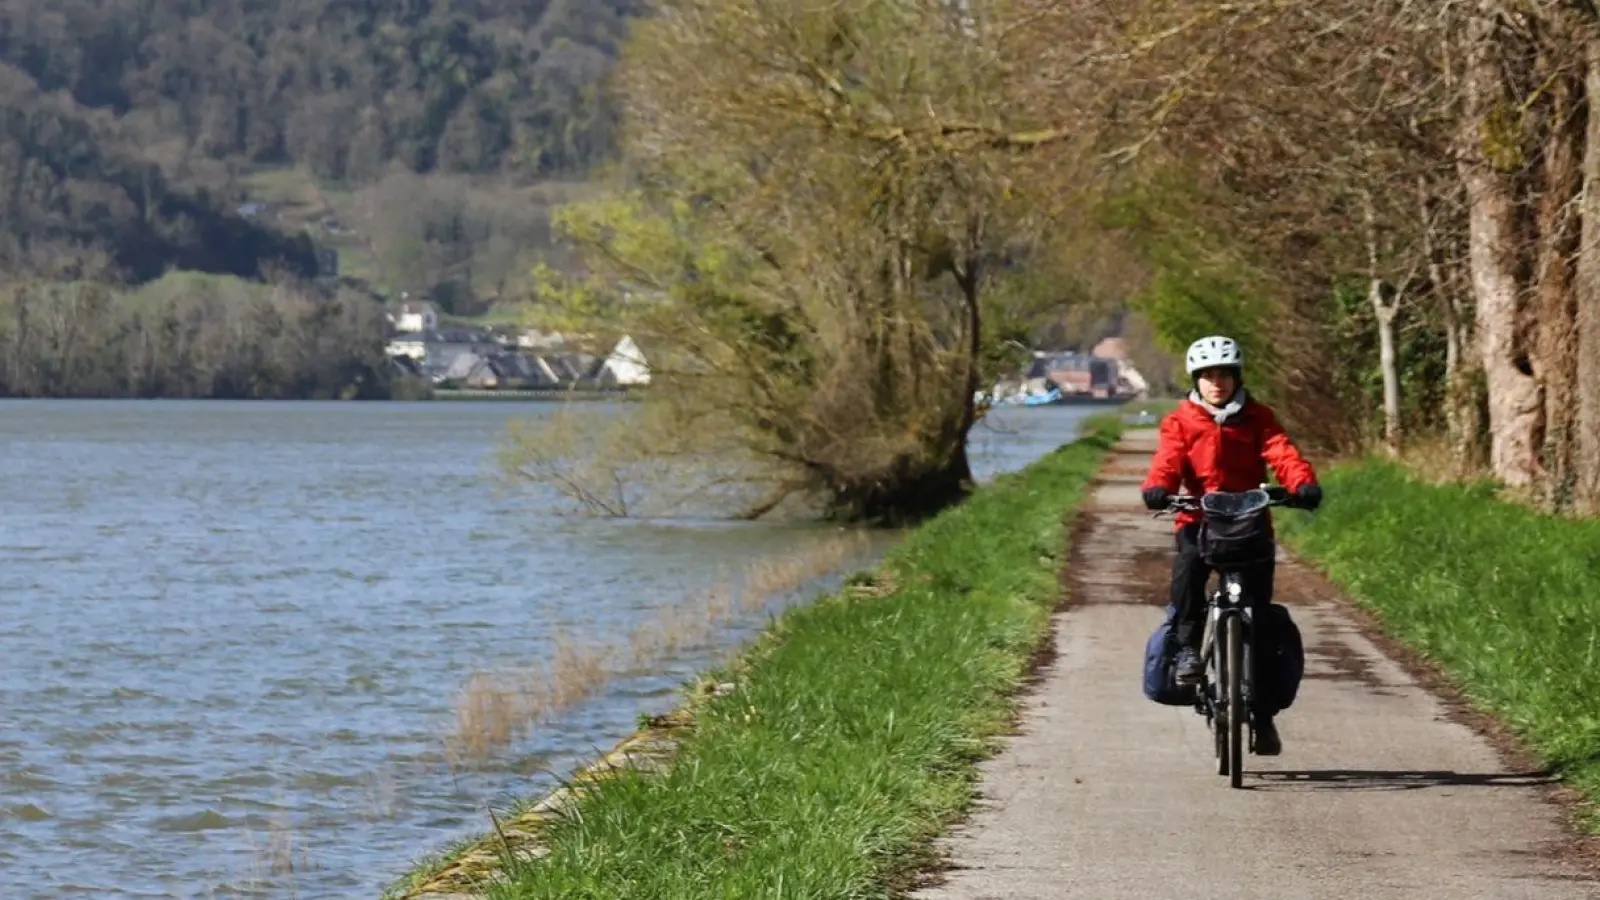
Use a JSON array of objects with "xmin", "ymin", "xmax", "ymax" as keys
[
  {"xmin": 1213, "ymin": 639, "xmax": 1228, "ymax": 776},
  {"xmin": 1227, "ymin": 614, "xmax": 1245, "ymax": 789},
  {"xmin": 1214, "ymin": 721, "xmax": 1228, "ymax": 774}
]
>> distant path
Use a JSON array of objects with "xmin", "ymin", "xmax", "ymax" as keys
[{"xmin": 913, "ymin": 428, "xmax": 1598, "ymax": 900}]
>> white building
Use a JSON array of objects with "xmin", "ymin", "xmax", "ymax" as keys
[
  {"xmin": 517, "ymin": 328, "xmax": 566, "ymax": 349},
  {"xmin": 385, "ymin": 335, "xmax": 428, "ymax": 359},
  {"xmin": 595, "ymin": 334, "xmax": 651, "ymax": 386},
  {"xmin": 391, "ymin": 298, "xmax": 438, "ymax": 333}
]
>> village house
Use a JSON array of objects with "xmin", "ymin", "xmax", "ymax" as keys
[
  {"xmin": 1027, "ymin": 352, "xmax": 1120, "ymax": 398},
  {"xmin": 1089, "ymin": 338, "xmax": 1151, "ymax": 400},
  {"xmin": 385, "ymin": 334, "xmax": 427, "ymax": 360},
  {"xmin": 384, "ymin": 320, "xmax": 652, "ymax": 392},
  {"xmin": 389, "ymin": 297, "xmax": 439, "ymax": 333},
  {"xmin": 594, "ymin": 334, "xmax": 651, "ymax": 387},
  {"xmin": 985, "ymin": 338, "xmax": 1151, "ymax": 405},
  {"xmin": 516, "ymin": 328, "xmax": 567, "ymax": 350}
]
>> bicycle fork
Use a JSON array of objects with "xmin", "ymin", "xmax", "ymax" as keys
[{"xmin": 1199, "ymin": 575, "xmax": 1253, "ymax": 724}]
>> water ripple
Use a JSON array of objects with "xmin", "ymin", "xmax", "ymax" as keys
[
  {"xmin": 153, "ymin": 809, "xmax": 234, "ymax": 832},
  {"xmin": 5, "ymin": 803, "xmax": 53, "ymax": 821}
]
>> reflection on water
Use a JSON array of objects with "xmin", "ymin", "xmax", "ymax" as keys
[{"xmin": 0, "ymin": 399, "xmax": 1099, "ymax": 898}]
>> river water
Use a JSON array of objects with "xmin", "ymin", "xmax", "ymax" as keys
[{"xmin": 0, "ymin": 400, "xmax": 1099, "ymax": 898}]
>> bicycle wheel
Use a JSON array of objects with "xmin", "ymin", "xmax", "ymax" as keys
[
  {"xmin": 1226, "ymin": 613, "xmax": 1245, "ymax": 789},
  {"xmin": 1213, "ymin": 641, "xmax": 1228, "ymax": 776}
]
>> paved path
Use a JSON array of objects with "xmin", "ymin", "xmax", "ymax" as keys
[{"xmin": 914, "ymin": 429, "xmax": 1598, "ymax": 900}]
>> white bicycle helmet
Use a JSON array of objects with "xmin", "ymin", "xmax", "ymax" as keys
[{"xmin": 1185, "ymin": 335, "xmax": 1243, "ymax": 376}]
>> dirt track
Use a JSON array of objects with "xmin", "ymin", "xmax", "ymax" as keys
[{"xmin": 913, "ymin": 429, "xmax": 1600, "ymax": 900}]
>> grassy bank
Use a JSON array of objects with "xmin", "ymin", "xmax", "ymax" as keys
[
  {"xmin": 449, "ymin": 417, "xmax": 1120, "ymax": 898},
  {"xmin": 1277, "ymin": 461, "xmax": 1600, "ymax": 822}
]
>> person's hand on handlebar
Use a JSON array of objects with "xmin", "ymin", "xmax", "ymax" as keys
[
  {"xmin": 1141, "ymin": 486, "xmax": 1168, "ymax": 511},
  {"xmin": 1292, "ymin": 483, "xmax": 1322, "ymax": 510},
  {"xmin": 1267, "ymin": 483, "xmax": 1322, "ymax": 509}
]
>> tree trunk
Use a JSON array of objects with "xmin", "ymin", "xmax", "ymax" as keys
[
  {"xmin": 954, "ymin": 217, "xmax": 988, "ymax": 446},
  {"xmin": 1576, "ymin": 37, "xmax": 1600, "ymax": 511},
  {"xmin": 1459, "ymin": 15, "xmax": 1542, "ymax": 488},
  {"xmin": 1364, "ymin": 189, "xmax": 1402, "ymax": 454},
  {"xmin": 1534, "ymin": 61, "xmax": 1583, "ymax": 509},
  {"xmin": 834, "ymin": 445, "xmax": 973, "ymax": 526},
  {"xmin": 1374, "ymin": 292, "xmax": 1402, "ymax": 454},
  {"xmin": 1421, "ymin": 176, "xmax": 1476, "ymax": 470}
]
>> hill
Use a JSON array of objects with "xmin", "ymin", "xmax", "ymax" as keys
[{"xmin": 0, "ymin": 0, "xmax": 635, "ymax": 286}]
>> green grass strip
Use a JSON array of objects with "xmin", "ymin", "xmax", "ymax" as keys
[
  {"xmin": 484, "ymin": 418, "xmax": 1122, "ymax": 898},
  {"xmin": 1276, "ymin": 459, "xmax": 1600, "ymax": 824}
]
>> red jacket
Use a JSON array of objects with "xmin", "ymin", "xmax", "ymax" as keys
[{"xmin": 1141, "ymin": 396, "xmax": 1318, "ymax": 531}]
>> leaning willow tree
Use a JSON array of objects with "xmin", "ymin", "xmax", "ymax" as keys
[{"xmin": 520, "ymin": 0, "xmax": 1089, "ymax": 523}]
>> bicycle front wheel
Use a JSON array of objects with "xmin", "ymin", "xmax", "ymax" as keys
[
  {"xmin": 1226, "ymin": 614, "xmax": 1245, "ymax": 789},
  {"xmin": 1211, "ymin": 639, "xmax": 1228, "ymax": 775}
]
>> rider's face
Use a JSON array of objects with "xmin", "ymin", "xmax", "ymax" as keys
[{"xmin": 1196, "ymin": 367, "xmax": 1238, "ymax": 405}]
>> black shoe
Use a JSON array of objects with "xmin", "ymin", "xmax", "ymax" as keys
[
  {"xmin": 1174, "ymin": 647, "xmax": 1202, "ymax": 684},
  {"xmin": 1254, "ymin": 717, "xmax": 1282, "ymax": 756}
]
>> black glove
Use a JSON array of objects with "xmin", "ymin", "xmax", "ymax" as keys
[
  {"xmin": 1141, "ymin": 486, "xmax": 1169, "ymax": 511},
  {"xmin": 1293, "ymin": 483, "xmax": 1322, "ymax": 510}
]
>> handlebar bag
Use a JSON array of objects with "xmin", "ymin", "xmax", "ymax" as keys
[{"xmin": 1199, "ymin": 507, "xmax": 1274, "ymax": 568}]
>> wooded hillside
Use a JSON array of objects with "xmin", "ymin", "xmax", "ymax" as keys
[{"xmin": 0, "ymin": 0, "xmax": 634, "ymax": 281}]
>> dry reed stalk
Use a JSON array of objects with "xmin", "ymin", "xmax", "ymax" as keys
[{"xmin": 447, "ymin": 533, "xmax": 877, "ymax": 764}]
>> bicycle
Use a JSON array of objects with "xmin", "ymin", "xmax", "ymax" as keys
[{"xmin": 1158, "ymin": 485, "xmax": 1301, "ymax": 789}]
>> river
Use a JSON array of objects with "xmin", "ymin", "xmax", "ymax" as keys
[{"xmin": 0, "ymin": 400, "xmax": 1101, "ymax": 898}]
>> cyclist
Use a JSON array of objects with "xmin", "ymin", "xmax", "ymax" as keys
[{"xmin": 1139, "ymin": 335, "xmax": 1322, "ymax": 755}]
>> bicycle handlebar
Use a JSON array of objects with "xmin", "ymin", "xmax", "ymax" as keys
[{"xmin": 1153, "ymin": 485, "xmax": 1301, "ymax": 518}]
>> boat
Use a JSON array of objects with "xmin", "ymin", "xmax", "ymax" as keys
[
  {"xmin": 1050, "ymin": 393, "xmax": 1134, "ymax": 407},
  {"xmin": 1021, "ymin": 387, "xmax": 1063, "ymax": 406}
]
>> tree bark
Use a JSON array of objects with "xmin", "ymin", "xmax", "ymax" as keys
[
  {"xmin": 1576, "ymin": 37, "xmax": 1600, "ymax": 511},
  {"xmin": 833, "ymin": 446, "xmax": 973, "ymax": 525},
  {"xmin": 954, "ymin": 215, "xmax": 988, "ymax": 449},
  {"xmin": 1459, "ymin": 14, "xmax": 1543, "ymax": 488},
  {"xmin": 1534, "ymin": 61, "xmax": 1583, "ymax": 509}
]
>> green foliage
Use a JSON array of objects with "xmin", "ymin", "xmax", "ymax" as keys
[
  {"xmin": 1481, "ymin": 101, "xmax": 1529, "ymax": 173},
  {"xmin": 1325, "ymin": 277, "xmax": 1450, "ymax": 441},
  {"xmin": 526, "ymin": 186, "xmax": 767, "ymax": 357},
  {"xmin": 1098, "ymin": 181, "xmax": 1281, "ymax": 382},
  {"xmin": 481, "ymin": 419, "xmax": 1122, "ymax": 897},
  {"xmin": 978, "ymin": 263, "xmax": 1100, "ymax": 377},
  {"xmin": 1279, "ymin": 461, "xmax": 1600, "ymax": 826}
]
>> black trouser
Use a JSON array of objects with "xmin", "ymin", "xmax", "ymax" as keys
[{"xmin": 1171, "ymin": 523, "xmax": 1279, "ymax": 718}]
